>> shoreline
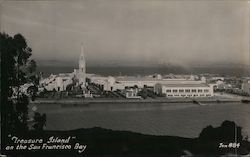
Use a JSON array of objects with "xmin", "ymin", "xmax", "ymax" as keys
[{"xmin": 31, "ymin": 97, "xmax": 247, "ymax": 105}]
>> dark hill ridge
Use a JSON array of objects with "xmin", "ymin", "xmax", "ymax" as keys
[
  {"xmin": 3, "ymin": 121, "xmax": 250, "ymax": 157},
  {"xmin": 37, "ymin": 64, "xmax": 250, "ymax": 77}
]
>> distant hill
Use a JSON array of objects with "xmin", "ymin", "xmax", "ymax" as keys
[{"xmin": 37, "ymin": 64, "xmax": 250, "ymax": 77}]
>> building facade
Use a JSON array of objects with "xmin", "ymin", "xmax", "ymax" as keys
[
  {"xmin": 89, "ymin": 75, "xmax": 206, "ymax": 92},
  {"xmin": 89, "ymin": 74, "xmax": 214, "ymax": 98},
  {"xmin": 40, "ymin": 43, "xmax": 86, "ymax": 92},
  {"xmin": 154, "ymin": 83, "xmax": 213, "ymax": 98},
  {"xmin": 242, "ymin": 79, "xmax": 250, "ymax": 94}
]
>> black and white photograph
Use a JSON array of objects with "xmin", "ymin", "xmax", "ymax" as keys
[{"xmin": 0, "ymin": 0, "xmax": 250, "ymax": 156}]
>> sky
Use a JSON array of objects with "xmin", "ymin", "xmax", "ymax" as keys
[{"xmin": 0, "ymin": 0, "xmax": 249, "ymax": 67}]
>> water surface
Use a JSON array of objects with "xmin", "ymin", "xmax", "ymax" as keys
[{"xmin": 35, "ymin": 102, "xmax": 250, "ymax": 138}]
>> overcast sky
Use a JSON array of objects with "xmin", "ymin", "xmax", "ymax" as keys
[{"xmin": 0, "ymin": 0, "xmax": 249, "ymax": 66}]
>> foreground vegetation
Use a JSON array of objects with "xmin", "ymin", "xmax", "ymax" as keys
[{"xmin": 3, "ymin": 121, "xmax": 250, "ymax": 156}]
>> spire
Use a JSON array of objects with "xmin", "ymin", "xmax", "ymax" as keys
[
  {"xmin": 78, "ymin": 42, "xmax": 86, "ymax": 87},
  {"xmin": 80, "ymin": 42, "xmax": 85, "ymax": 61},
  {"xmin": 79, "ymin": 42, "xmax": 86, "ymax": 70}
]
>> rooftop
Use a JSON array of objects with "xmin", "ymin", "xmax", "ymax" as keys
[
  {"xmin": 116, "ymin": 76, "xmax": 188, "ymax": 82},
  {"xmin": 161, "ymin": 84, "xmax": 210, "ymax": 88}
]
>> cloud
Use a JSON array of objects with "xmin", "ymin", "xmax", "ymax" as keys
[{"xmin": 1, "ymin": 0, "xmax": 249, "ymax": 66}]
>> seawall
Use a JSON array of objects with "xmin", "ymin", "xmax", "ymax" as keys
[{"xmin": 30, "ymin": 97, "xmax": 243, "ymax": 105}]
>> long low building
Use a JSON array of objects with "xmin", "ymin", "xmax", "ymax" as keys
[
  {"xmin": 154, "ymin": 83, "xmax": 213, "ymax": 98},
  {"xmin": 89, "ymin": 74, "xmax": 214, "ymax": 98},
  {"xmin": 89, "ymin": 75, "xmax": 207, "ymax": 91}
]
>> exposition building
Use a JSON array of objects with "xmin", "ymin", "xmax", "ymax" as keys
[
  {"xmin": 89, "ymin": 75, "xmax": 214, "ymax": 98},
  {"xmin": 242, "ymin": 78, "xmax": 250, "ymax": 94},
  {"xmin": 40, "ymin": 43, "xmax": 87, "ymax": 92}
]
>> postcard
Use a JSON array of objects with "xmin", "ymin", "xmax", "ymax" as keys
[{"xmin": 1, "ymin": 0, "xmax": 250, "ymax": 156}]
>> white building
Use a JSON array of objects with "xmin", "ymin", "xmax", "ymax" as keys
[
  {"xmin": 154, "ymin": 83, "xmax": 213, "ymax": 98},
  {"xmin": 89, "ymin": 74, "xmax": 213, "ymax": 97},
  {"xmin": 124, "ymin": 88, "xmax": 141, "ymax": 98},
  {"xmin": 112, "ymin": 76, "xmax": 205, "ymax": 90},
  {"xmin": 40, "ymin": 73, "xmax": 73, "ymax": 91},
  {"xmin": 242, "ymin": 79, "xmax": 250, "ymax": 94},
  {"xmin": 40, "ymin": 43, "xmax": 87, "ymax": 92},
  {"xmin": 211, "ymin": 77, "xmax": 224, "ymax": 81}
]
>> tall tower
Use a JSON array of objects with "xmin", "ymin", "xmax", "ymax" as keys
[{"xmin": 78, "ymin": 42, "xmax": 86, "ymax": 88}]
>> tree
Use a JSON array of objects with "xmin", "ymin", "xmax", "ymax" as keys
[
  {"xmin": 0, "ymin": 33, "xmax": 46, "ymax": 136},
  {"xmin": 66, "ymin": 83, "xmax": 74, "ymax": 91},
  {"xmin": 199, "ymin": 120, "xmax": 243, "ymax": 142},
  {"xmin": 27, "ymin": 85, "xmax": 38, "ymax": 101}
]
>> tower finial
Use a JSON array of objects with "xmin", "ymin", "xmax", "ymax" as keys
[{"xmin": 81, "ymin": 42, "xmax": 84, "ymax": 55}]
